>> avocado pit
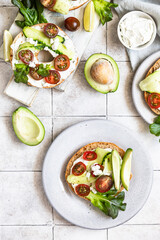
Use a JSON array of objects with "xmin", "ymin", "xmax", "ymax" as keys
[{"xmin": 90, "ymin": 59, "xmax": 114, "ymax": 85}]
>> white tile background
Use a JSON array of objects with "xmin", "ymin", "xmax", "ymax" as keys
[{"xmin": 0, "ymin": 2, "xmax": 160, "ymax": 240}]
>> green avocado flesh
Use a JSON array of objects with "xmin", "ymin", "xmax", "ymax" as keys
[
  {"xmin": 121, "ymin": 148, "xmax": 132, "ymax": 191},
  {"xmin": 111, "ymin": 150, "xmax": 121, "ymax": 191},
  {"xmin": 139, "ymin": 70, "xmax": 160, "ymax": 93},
  {"xmin": 52, "ymin": 0, "xmax": 70, "ymax": 14},
  {"xmin": 12, "ymin": 107, "xmax": 45, "ymax": 146},
  {"xmin": 84, "ymin": 54, "xmax": 120, "ymax": 94}
]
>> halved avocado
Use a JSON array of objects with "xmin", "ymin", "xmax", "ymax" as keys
[
  {"xmin": 12, "ymin": 107, "xmax": 45, "ymax": 146},
  {"xmin": 84, "ymin": 53, "xmax": 120, "ymax": 94}
]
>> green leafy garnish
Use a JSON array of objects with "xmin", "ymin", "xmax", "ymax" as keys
[
  {"xmin": 149, "ymin": 116, "xmax": 160, "ymax": 137},
  {"xmin": 87, "ymin": 189, "xmax": 126, "ymax": 219},
  {"xmin": 11, "ymin": 0, "xmax": 47, "ymax": 28},
  {"xmin": 92, "ymin": 0, "xmax": 118, "ymax": 25},
  {"xmin": 14, "ymin": 64, "xmax": 29, "ymax": 84},
  {"xmin": 37, "ymin": 64, "xmax": 51, "ymax": 77}
]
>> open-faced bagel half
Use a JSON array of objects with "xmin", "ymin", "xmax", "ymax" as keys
[
  {"xmin": 10, "ymin": 23, "xmax": 79, "ymax": 88},
  {"xmin": 65, "ymin": 142, "xmax": 125, "ymax": 201},
  {"xmin": 41, "ymin": 0, "xmax": 89, "ymax": 12},
  {"xmin": 144, "ymin": 59, "xmax": 160, "ymax": 115}
]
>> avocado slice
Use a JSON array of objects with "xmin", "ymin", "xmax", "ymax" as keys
[
  {"xmin": 121, "ymin": 148, "xmax": 133, "ymax": 191},
  {"xmin": 111, "ymin": 150, "xmax": 121, "ymax": 191},
  {"xmin": 67, "ymin": 173, "xmax": 96, "ymax": 185},
  {"xmin": 103, "ymin": 153, "xmax": 112, "ymax": 174},
  {"xmin": 12, "ymin": 107, "xmax": 45, "ymax": 146},
  {"xmin": 84, "ymin": 54, "xmax": 119, "ymax": 94}
]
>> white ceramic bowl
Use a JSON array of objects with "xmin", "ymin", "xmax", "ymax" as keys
[{"xmin": 117, "ymin": 11, "xmax": 157, "ymax": 50}]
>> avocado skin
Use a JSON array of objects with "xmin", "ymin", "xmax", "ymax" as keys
[
  {"xmin": 84, "ymin": 53, "xmax": 120, "ymax": 94},
  {"xmin": 12, "ymin": 107, "xmax": 45, "ymax": 146}
]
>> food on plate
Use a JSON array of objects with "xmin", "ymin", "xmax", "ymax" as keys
[
  {"xmin": 11, "ymin": 0, "xmax": 47, "ymax": 28},
  {"xmin": 41, "ymin": 0, "xmax": 89, "ymax": 14},
  {"xmin": 12, "ymin": 107, "xmax": 45, "ymax": 146},
  {"xmin": 65, "ymin": 142, "xmax": 133, "ymax": 219},
  {"xmin": 84, "ymin": 53, "xmax": 119, "ymax": 94},
  {"xmin": 119, "ymin": 14, "xmax": 154, "ymax": 49},
  {"xmin": 10, "ymin": 23, "xmax": 78, "ymax": 88},
  {"xmin": 3, "ymin": 30, "xmax": 13, "ymax": 62},
  {"xmin": 65, "ymin": 17, "xmax": 80, "ymax": 32},
  {"xmin": 139, "ymin": 59, "xmax": 160, "ymax": 115},
  {"xmin": 149, "ymin": 116, "xmax": 160, "ymax": 139}
]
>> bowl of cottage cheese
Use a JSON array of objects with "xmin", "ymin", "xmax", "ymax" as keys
[{"xmin": 117, "ymin": 11, "xmax": 157, "ymax": 50}]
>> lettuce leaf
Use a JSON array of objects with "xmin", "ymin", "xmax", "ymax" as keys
[
  {"xmin": 14, "ymin": 64, "xmax": 29, "ymax": 84},
  {"xmin": 149, "ymin": 116, "xmax": 160, "ymax": 137}
]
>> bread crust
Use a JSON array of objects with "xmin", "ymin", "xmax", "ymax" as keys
[
  {"xmin": 47, "ymin": 0, "xmax": 89, "ymax": 11},
  {"xmin": 65, "ymin": 142, "xmax": 125, "ymax": 201},
  {"xmin": 10, "ymin": 23, "xmax": 79, "ymax": 89},
  {"xmin": 144, "ymin": 58, "xmax": 160, "ymax": 115}
]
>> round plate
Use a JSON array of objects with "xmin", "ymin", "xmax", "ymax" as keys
[
  {"xmin": 42, "ymin": 120, "xmax": 153, "ymax": 229},
  {"xmin": 132, "ymin": 51, "xmax": 160, "ymax": 124}
]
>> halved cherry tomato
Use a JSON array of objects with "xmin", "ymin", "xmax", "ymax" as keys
[
  {"xmin": 75, "ymin": 184, "xmax": 90, "ymax": 197},
  {"xmin": 95, "ymin": 175, "xmax": 113, "ymax": 193},
  {"xmin": 54, "ymin": 54, "xmax": 70, "ymax": 71},
  {"xmin": 83, "ymin": 151, "xmax": 97, "ymax": 161},
  {"xmin": 72, "ymin": 162, "xmax": 86, "ymax": 176},
  {"xmin": 44, "ymin": 23, "xmax": 59, "ymax": 38},
  {"xmin": 41, "ymin": 0, "xmax": 56, "ymax": 8},
  {"xmin": 91, "ymin": 164, "xmax": 104, "ymax": 177},
  {"xmin": 148, "ymin": 93, "xmax": 160, "ymax": 109},
  {"xmin": 30, "ymin": 65, "xmax": 43, "ymax": 80},
  {"xmin": 44, "ymin": 70, "xmax": 60, "ymax": 84},
  {"xmin": 18, "ymin": 50, "xmax": 34, "ymax": 65}
]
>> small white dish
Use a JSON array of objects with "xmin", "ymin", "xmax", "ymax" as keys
[{"xmin": 117, "ymin": 11, "xmax": 157, "ymax": 50}]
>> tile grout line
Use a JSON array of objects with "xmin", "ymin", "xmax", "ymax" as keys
[{"xmin": 0, "ymin": 115, "xmax": 141, "ymax": 118}]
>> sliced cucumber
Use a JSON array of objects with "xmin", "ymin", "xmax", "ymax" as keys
[
  {"xmin": 55, "ymin": 43, "xmax": 74, "ymax": 60},
  {"xmin": 55, "ymin": 35, "xmax": 65, "ymax": 44},
  {"xmin": 111, "ymin": 150, "xmax": 121, "ymax": 191},
  {"xmin": 121, "ymin": 148, "xmax": 132, "ymax": 191},
  {"xmin": 103, "ymin": 153, "xmax": 112, "ymax": 175}
]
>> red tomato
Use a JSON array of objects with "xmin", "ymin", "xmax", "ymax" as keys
[
  {"xmin": 75, "ymin": 184, "xmax": 90, "ymax": 197},
  {"xmin": 44, "ymin": 70, "xmax": 60, "ymax": 84},
  {"xmin": 44, "ymin": 23, "xmax": 59, "ymax": 38},
  {"xmin": 18, "ymin": 50, "xmax": 34, "ymax": 65},
  {"xmin": 30, "ymin": 65, "xmax": 43, "ymax": 80},
  {"xmin": 54, "ymin": 54, "xmax": 70, "ymax": 71},
  {"xmin": 41, "ymin": 0, "xmax": 56, "ymax": 8},
  {"xmin": 91, "ymin": 164, "xmax": 104, "ymax": 177},
  {"xmin": 148, "ymin": 93, "xmax": 160, "ymax": 109},
  {"xmin": 72, "ymin": 162, "xmax": 86, "ymax": 176},
  {"xmin": 95, "ymin": 176, "xmax": 113, "ymax": 193},
  {"xmin": 83, "ymin": 151, "xmax": 97, "ymax": 161}
]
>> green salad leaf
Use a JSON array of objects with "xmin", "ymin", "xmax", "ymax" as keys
[
  {"xmin": 37, "ymin": 64, "xmax": 51, "ymax": 77},
  {"xmin": 14, "ymin": 64, "xmax": 29, "ymax": 84},
  {"xmin": 11, "ymin": 0, "xmax": 47, "ymax": 28},
  {"xmin": 92, "ymin": 0, "xmax": 118, "ymax": 25},
  {"xmin": 149, "ymin": 116, "xmax": 160, "ymax": 137},
  {"xmin": 87, "ymin": 189, "xmax": 126, "ymax": 219}
]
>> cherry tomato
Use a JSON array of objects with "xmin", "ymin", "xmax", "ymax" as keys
[
  {"xmin": 18, "ymin": 50, "xmax": 34, "ymax": 65},
  {"xmin": 148, "ymin": 93, "xmax": 160, "ymax": 109},
  {"xmin": 72, "ymin": 162, "xmax": 86, "ymax": 176},
  {"xmin": 44, "ymin": 70, "xmax": 60, "ymax": 84},
  {"xmin": 95, "ymin": 176, "xmax": 113, "ymax": 193},
  {"xmin": 91, "ymin": 164, "xmax": 104, "ymax": 177},
  {"xmin": 41, "ymin": 0, "xmax": 56, "ymax": 8},
  {"xmin": 44, "ymin": 23, "xmax": 59, "ymax": 38},
  {"xmin": 30, "ymin": 65, "xmax": 43, "ymax": 80},
  {"xmin": 65, "ymin": 17, "xmax": 80, "ymax": 32},
  {"xmin": 75, "ymin": 184, "xmax": 90, "ymax": 197},
  {"xmin": 83, "ymin": 151, "xmax": 97, "ymax": 161},
  {"xmin": 54, "ymin": 54, "xmax": 70, "ymax": 71}
]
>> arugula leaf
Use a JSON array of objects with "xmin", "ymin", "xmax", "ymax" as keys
[
  {"xmin": 87, "ymin": 189, "xmax": 126, "ymax": 219},
  {"xmin": 92, "ymin": 0, "xmax": 118, "ymax": 25},
  {"xmin": 37, "ymin": 64, "xmax": 51, "ymax": 77},
  {"xmin": 14, "ymin": 64, "xmax": 29, "ymax": 84},
  {"xmin": 149, "ymin": 116, "xmax": 160, "ymax": 137}
]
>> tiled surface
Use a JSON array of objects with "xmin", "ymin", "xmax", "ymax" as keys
[{"xmin": 0, "ymin": 2, "xmax": 159, "ymax": 240}]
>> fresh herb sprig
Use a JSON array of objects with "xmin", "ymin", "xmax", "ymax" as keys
[
  {"xmin": 14, "ymin": 63, "xmax": 29, "ymax": 84},
  {"xmin": 87, "ymin": 189, "xmax": 126, "ymax": 219},
  {"xmin": 149, "ymin": 116, "xmax": 160, "ymax": 141},
  {"xmin": 92, "ymin": 0, "xmax": 118, "ymax": 25},
  {"xmin": 37, "ymin": 64, "xmax": 51, "ymax": 77},
  {"xmin": 12, "ymin": 0, "xmax": 47, "ymax": 28}
]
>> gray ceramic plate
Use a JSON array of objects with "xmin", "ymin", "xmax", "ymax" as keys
[
  {"xmin": 132, "ymin": 51, "xmax": 160, "ymax": 124},
  {"xmin": 42, "ymin": 120, "xmax": 153, "ymax": 229}
]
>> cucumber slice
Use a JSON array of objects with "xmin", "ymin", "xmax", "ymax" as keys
[
  {"xmin": 121, "ymin": 148, "xmax": 133, "ymax": 191},
  {"xmin": 111, "ymin": 150, "xmax": 121, "ymax": 190},
  {"xmin": 103, "ymin": 153, "xmax": 112, "ymax": 174}
]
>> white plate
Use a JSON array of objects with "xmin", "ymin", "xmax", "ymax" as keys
[
  {"xmin": 42, "ymin": 120, "xmax": 153, "ymax": 229},
  {"xmin": 132, "ymin": 51, "xmax": 160, "ymax": 124}
]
